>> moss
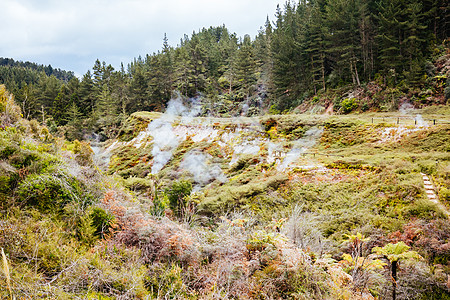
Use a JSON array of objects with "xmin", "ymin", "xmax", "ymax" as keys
[
  {"xmin": 118, "ymin": 111, "xmax": 162, "ymax": 141},
  {"xmin": 326, "ymin": 160, "xmax": 379, "ymax": 171},
  {"xmin": 108, "ymin": 144, "xmax": 151, "ymax": 178},
  {"xmin": 320, "ymin": 119, "xmax": 376, "ymax": 147},
  {"xmin": 260, "ymin": 115, "xmax": 324, "ymax": 141},
  {"xmin": 123, "ymin": 176, "xmax": 154, "ymax": 191},
  {"xmin": 90, "ymin": 207, "xmax": 115, "ymax": 238},
  {"xmin": 16, "ymin": 171, "xmax": 91, "ymax": 213},
  {"xmin": 392, "ymin": 125, "xmax": 450, "ymax": 152},
  {"xmin": 228, "ymin": 154, "xmax": 261, "ymax": 174},
  {"xmin": 199, "ymin": 173, "xmax": 288, "ymax": 214}
]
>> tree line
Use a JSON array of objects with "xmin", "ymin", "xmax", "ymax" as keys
[{"xmin": 0, "ymin": 0, "xmax": 448, "ymax": 139}]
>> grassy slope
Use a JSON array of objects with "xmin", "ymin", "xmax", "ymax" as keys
[
  {"xmin": 104, "ymin": 105, "xmax": 450, "ymax": 298},
  {"xmin": 1, "ymin": 81, "xmax": 449, "ymax": 299}
]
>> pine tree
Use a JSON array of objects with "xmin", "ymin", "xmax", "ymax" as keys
[
  {"xmin": 375, "ymin": 0, "xmax": 405, "ymax": 82},
  {"xmin": 79, "ymin": 71, "xmax": 94, "ymax": 116},
  {"xmin": 233, "ymin": 35, "xmax": 257, "ymax": 100},
  {"xmin": 94, "ymin": 84, "xmax": 119, "ymax": 139},
  {"xmin": 65, "ymin": 101, "xmax": 83, "ymax": 140},
  {"xmin": 325, "ymin": 0, "xmax": 364, "ymax": 86},
  {"xmin": 253, "ymin": 16, "xmax": 274, "ymax": 97},
  {"xmin": 128, "ymin": 64, "xmax": 149, "ymax": 112},
  {"xmin": 174, "ymin": 46, "xmax": 196, "ymax": 97},
  {"xmin": 304, "ymin": 0, "xmax": 328, "ymax": 93},
  {"xmin": 403, "ymin": 1, "xmax": 427, "ymax": 85},
  {"xmin": 271, "ymin": 2, "xmax": 308, "ymax": 111},
  {"xmin": 160, "ymin": 34, "xmax": 175, "ymax": 100},
  {"xmin": 52, "ymin": 85, "xmax": 71, "ymax": 125}
]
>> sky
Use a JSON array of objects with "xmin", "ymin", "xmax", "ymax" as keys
[{"xmin": 1, "ymin": 0, "xmax": 284, "ymax": 77}]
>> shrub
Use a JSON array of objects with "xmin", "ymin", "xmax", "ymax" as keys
[
  {"xmin": 0, "ymin": 85, "xmax": 22, "ymax": 127},
  {"xmin": 73, "ymin": 139, "xmax": 94, "ymax": 166},
  {"xmin": 418, "ymin": 160, "xmax": 438, "ymax": 175},
  {"xmin": 76, "ymin": 211, "xmax": 97, "ymax": 246},
  {"xmin": 165, "ymin": 180, "xmax": 192, "ymax": 217},
  {"xmin": 403, "ymin": 199, "xmax": 445, "ymax": 219},
  {"xmin": 0, "ymin": 161, "xmax": 17, "ymax": 193},
  {"xmin": 438, "ymin": 187, "xmax": 450, "ymax": 202},
  {"xmin": 340, "ymin": 98, "xmax": 358, "ymax": 114},
  {"xmin": 445, "ymin": 76, "xmax": 450, "ymax": 100},
  {"xmin": 145, "ymin": 263, "xmax": 190, "ymax": 299},
  {"xmin": 90, "ymin": 207, "xmax": 115, "ymax": 238},
  {"xmin": 16, "ymin": 171, "xmax": 89, "ymax": 213}
]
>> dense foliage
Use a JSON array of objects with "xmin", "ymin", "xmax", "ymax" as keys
[
  {"xmin": 1, "ymin": 0, "xmax": 448, "ymax": 140},
  {"xmin": 1, "ymin": 67, "xmax": 450, "ymax": 299}
]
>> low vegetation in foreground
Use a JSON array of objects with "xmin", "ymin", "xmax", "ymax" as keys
[{"xmin": 1, "ymin": 84, "xmax": 450, "ymax": 299}]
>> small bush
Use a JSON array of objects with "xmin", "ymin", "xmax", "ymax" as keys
[
  {"xmin": 90, "ymin": 207, "xmax": 115, "ymax": 238},
  {"xmin": 445, "ymin": 76, "xmax": 450, "ymax": 100},
  {"xmin": 165, "ymin": 180, "xmax": 192, "ymax": 217},
  {"xmin": 16, "ymin": 172, "xmax": 88, "ymax": 213},
  {"xmin": 418, "ymin": 160, "xmax": 438, "ymax": 175},
  {"xmin": 145, "ymin": 263, "xmax": 190, "ymax": 299},
  {"xmin": 403, "ymin": 199, "xmax": 444, "ymax": 219},
  {"xmin": 76, "ymin": 212, "xmax": 97, "ymax": 246},
  {"xmin": 340, "ymin": 98, "xmax": 358, "ymax": 114},
  {"xmin": 438, "ymin": 187, "xmax": 450, "ymax": 202},
  {"xmin": 123, "ymin": 177, "xmax": 154, "ymax": 191},
  {"xmin": 73, "ymin": 139, "xmax": 94, "ymax": 166},
  {"xmin": 0, "ymin": 85, "xmax": 22, "ymax": 127}
]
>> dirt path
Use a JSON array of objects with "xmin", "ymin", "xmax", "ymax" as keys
[{"xmin": 421, "ymin": 173, "xmax": 449, "ymax": 218}]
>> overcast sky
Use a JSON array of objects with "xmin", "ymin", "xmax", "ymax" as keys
[{"xmin": 1, "ymin": 0, "xmax": 284, "ymax": 77}]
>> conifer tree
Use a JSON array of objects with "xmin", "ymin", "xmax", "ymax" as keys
[
  {"xmin": 128, "ymin": 64, "xmax": 149, "ymax": 112},
  {"xmin": 375, "ymin": 0, "xmax": 405, "ymax": 81},
  {"xmin": 233, "ymin": 35, "xmax": 257, "ymax": 100},
  {"xmin": 52, "ymin": 85, "xmax": 72, "ymax": 125},
  {"xmin": 325, "ymin": 0, "xmax": 364, "ymax": 86},
  {"xmin": 65, "ymin": 101, "xmax": 83, "ymax": 140},
  {"xmin": 305, "ymin": 0, "xmax": 328, "ymax": 93},
  {"xmin": 403, "ymin": 1, "xmax": 427, "ymax": 85},
  {"xmin": 79, "ymin": 71, "xmax": 94, "ymax": 116}
]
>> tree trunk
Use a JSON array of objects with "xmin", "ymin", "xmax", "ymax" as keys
[
  {"xmin": 350, "ymin": 61, "xmax": 356, "ymax": 85},
  {"xmin": 353, "ymin": 58, "xmax": 361, "ymax": 86},
  {"xmin": 321, "ymin": 52, "xmax": 326, "ymax": 92},
  {"xmin": 392, "ymin": 260, "xmax": 398, "ymax": 300}
]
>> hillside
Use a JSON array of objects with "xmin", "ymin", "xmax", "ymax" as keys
[
  {"xmin": 1, "ymin": 88, "xmax": 450, "ymax": 299},
  {"xmin": 1, "ymin": 0, "xmax": 449, "ymax": 142},
  {"xmin": 1, "ymin": 0, "xmax": 449, "ymax": 298},
  {"xmin": 97, "ymin": 96, "xmax": 450, "ymax": 298}
]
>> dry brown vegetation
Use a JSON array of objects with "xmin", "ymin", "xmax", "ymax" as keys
[{"xmin": 0, "ymin": 85, "xmax": 449, "ymax": 299}]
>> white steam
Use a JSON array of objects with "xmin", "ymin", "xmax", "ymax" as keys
[
  {"xmin": 149, "ymin": 119, "xmax": 182, "ymax": 174},
  {"xmin": 148, "ymin": 96, "xmax": 201, "ymax": 174},
  {"xmin": 399, "ymin": 101, "xmax": 427, "ymax": 127},
  {"xmin": 180, "ymin": 150, "xmax": 227, "ymax": 190},
  {"xmin": 277, "ymin": 127, "xmax": 323, "ymax": 171},
  {"xmin": 415, "ymin": 114, "xmax": 427, "ymax": 127},
  {"xmin": 399, "ymin": 102, "xmax": 414, "ymax": 114}
]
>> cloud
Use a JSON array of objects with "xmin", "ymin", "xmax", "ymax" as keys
[{"xmin": 0, "ymin": 0, "xmax": 281, "ymax": 75}]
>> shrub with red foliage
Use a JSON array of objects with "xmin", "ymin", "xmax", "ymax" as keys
[
  {"xmin": 100, "ymin": 189, "xmax": 199, "ymax": 265},
  {"xmin": 389, "ymin": 219, "xmax": 450, "ymax": 265}
]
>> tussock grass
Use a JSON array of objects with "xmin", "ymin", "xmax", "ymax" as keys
[{"xmin": 2, "ymin": 248, "xmax": 13, "ymax": 300}]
